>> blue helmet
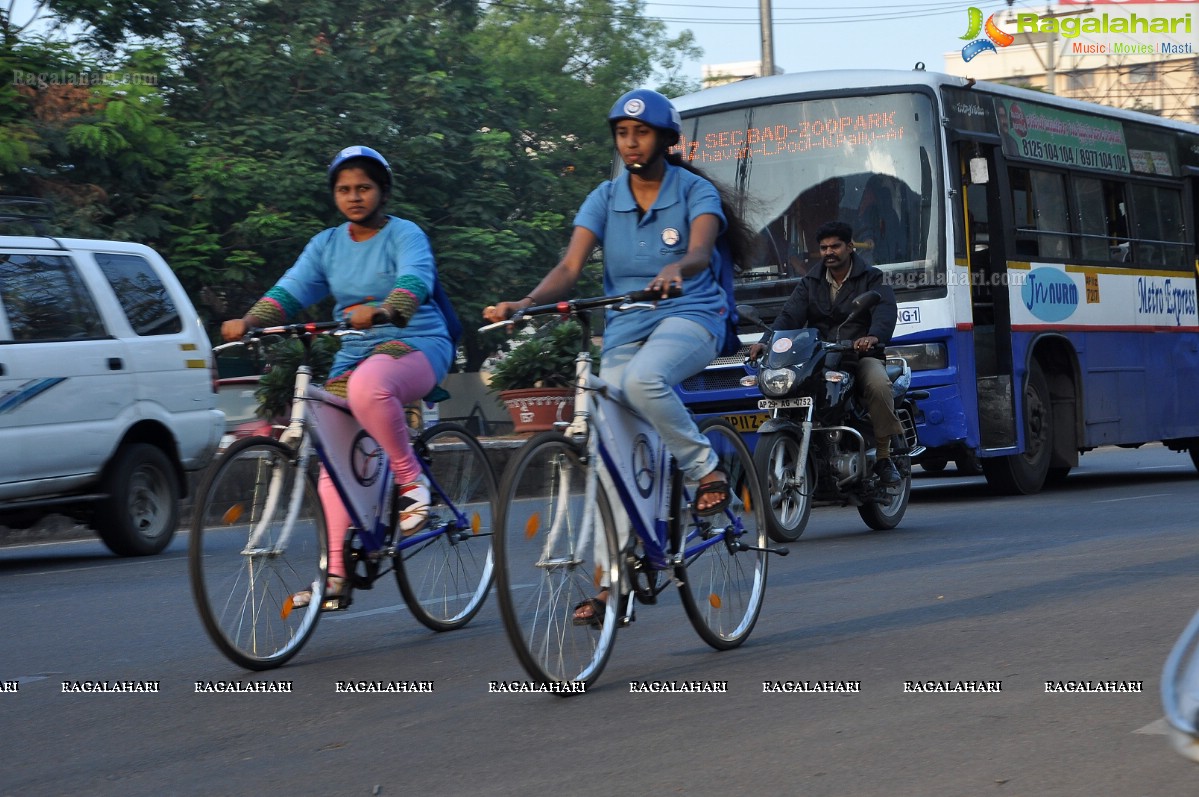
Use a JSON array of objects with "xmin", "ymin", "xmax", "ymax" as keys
[
  {"xmin": 327, "ymin": 145, "xmax": 393, "ymax": 192},
  {"xmin": 607, "ymin": 89, "xmax": 681, "ymax": 146}
]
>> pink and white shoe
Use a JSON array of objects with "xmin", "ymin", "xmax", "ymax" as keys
[{"xmin": 397, "ymin": 476, "xmax": 431, "ymax": 535}]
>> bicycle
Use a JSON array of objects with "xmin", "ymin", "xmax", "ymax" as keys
[
  {"xmin": 481, "ymin": 290, "xmax": 787, "ymax": 690},
  {"xmin": 1163, "ymin": 608, "xmax": 1199, "ymax": 761},
  {"xmin": 189, "ymin": 321, "xmax": 496, "ymax": 670}
]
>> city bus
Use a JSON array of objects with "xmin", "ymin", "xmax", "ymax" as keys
[{"xmin": 671, "ymin": 67, "xmax": 1199, "ymax": 494}]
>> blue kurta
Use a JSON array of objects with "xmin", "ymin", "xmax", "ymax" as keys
[{"xmin": 273, "ymin": 217, "xmax": 454, "ymax": 380}]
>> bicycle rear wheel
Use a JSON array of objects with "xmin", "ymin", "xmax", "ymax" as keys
[
  {"xmin": 394, "ymin": 422, "xmax": 496, "ymax": 631},
  {"xmin": 189, "ymin": 437, "xmax": 327, "ymax": 670},
  {"xmin": 674, "ymin": 418, "xmax": 768, "ymax": 650},
  {"xmin": 494, "ymin": 432, "xmax": 620, "ymax": 689}
]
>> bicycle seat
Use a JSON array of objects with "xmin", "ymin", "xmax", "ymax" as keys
[{"xmin": 306, "ymin": 384, "xmax": 350, "ymax": 410}]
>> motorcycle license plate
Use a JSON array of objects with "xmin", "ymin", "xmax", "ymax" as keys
[{"xmin": 758, "ymin": 397, "xmax": 813, "ymax": 410}]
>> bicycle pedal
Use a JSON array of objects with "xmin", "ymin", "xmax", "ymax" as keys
[{"xmin": 320, "ymin": 594, "xmax": 353, "ymax": 612}]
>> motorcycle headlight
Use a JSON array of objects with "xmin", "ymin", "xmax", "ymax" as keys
[{"xmin": 759, "ymin": 367, "xmax": 797, "ymax": 398}]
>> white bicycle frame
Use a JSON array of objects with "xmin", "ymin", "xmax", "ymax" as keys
[
  {"xmin": 540, "ymin": 350, "xmax": 678, "ymax": 581},
  {"xmin": 233, "ymin": 330, "xmax": 400, "ymax": 557}
]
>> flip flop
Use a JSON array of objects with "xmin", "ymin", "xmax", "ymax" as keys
[
  {"xmin": 572, "ymin": 592, "xmax": 608, "ymax": 627},
  {"xmin": 692, "ymin": 479, "xmax": 731, "ymax": 516}
]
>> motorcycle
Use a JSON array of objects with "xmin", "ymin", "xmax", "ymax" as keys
[{"xmin": 740, "ymin": 292, "xmax": 926, "ymax": 542}]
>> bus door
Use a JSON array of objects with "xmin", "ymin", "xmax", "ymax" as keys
[{"xmin": 959, "ymin": 143, "xmax": 1016, "ymax": 449}]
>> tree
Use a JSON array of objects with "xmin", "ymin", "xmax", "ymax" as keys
[{"xmin": 14, "ymin": 0, "xmax": 703, "ymax": 370}]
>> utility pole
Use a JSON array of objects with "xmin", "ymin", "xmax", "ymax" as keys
[
  {"xmin": 759, "ymin": 0, "xmax": 775, "ymax": 78},
  {"xmin": 1006, "ymin": 2, "xmax": 1093, "ymax": 95}
]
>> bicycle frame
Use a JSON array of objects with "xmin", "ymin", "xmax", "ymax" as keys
[
  {"xmin": 230, "ymin": 327, "xmax": 461, "ymax": 562},
  {"xmin": 545, "ymin": 301, "xmax": 744, "ymax": 574}
]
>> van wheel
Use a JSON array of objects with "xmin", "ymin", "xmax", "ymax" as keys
[{"xmin": 94, "ymin": 443, "xmax": 179, "ymax": 556}]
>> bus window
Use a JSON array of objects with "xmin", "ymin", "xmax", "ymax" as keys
[
  {"xmin": 853, "ymin": 174, "xmax": 910, "ymax": 266},
  {"xmin": 1073, "ymin": 177, "xmax": 1129, "ymax": 262},
  {"xmin": 675, "ymin": 91, "xmax": 941, "ymax": 300},
  {"xmin": 1011, "ymin": 168, "xmax": 1069, "ymax": 260},
  {"xmin": 1130, "ymin": 184, "xmax": 1187, "ymax": 268}
]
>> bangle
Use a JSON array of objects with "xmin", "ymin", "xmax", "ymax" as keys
[{"xmin": 523, "ymin": 295, "xmax": 537, "ymax": 306}]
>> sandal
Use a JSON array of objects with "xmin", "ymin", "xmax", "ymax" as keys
[
  {"xmin": 692, "ymin": 474, "xmax": 731, "ymax": 516},
  {"xmin": 572, "ymin": 589, "xmax": 609, "ymax": 627},
  {"xmin": 287, "ymin": 575, "xmax": 346, "ymax": 614}
]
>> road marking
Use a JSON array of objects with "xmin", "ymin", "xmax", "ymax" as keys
[
  {"xmin": 324, "ymin": 603, "xmax": 411, "ymax": 620},
  {"xmin": 1097, "ymin": 493, "xmax": 1171, "ymax": 504},
  {"xmin": 1135, "ymin": 718, "xmax": 1169, "ymax": 735}
]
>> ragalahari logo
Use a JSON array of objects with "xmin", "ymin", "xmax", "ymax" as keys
[{"xmin": 960, "ymin": 7, "xmax": 1015, "ymax": 61}]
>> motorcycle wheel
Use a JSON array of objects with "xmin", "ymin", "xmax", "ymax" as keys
[
  {"xmin": 859, "ymin": 451, "xmax": 911, "ymax": 531},
  {"xmin": 753, "ymin": 431, "xmax": 813, "ymax": 542}
]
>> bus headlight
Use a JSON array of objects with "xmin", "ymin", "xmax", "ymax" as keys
[
  {"xmin": 885, "ymin": 343, "xmax": 947, "ymax": 371},
  {"xmin": 759, "ymin": 367, "xmax": 797, "ymax": 397}
]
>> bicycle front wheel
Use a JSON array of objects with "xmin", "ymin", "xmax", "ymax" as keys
[
  {"xmin": 189, "ymin": 437, "xmax": 327, "ymax": 670},
  {"xmin": 674, "ymin": 418, "xmax": 768, "ymax": 650},
  {"xmin": 494, "ymin": 432, "xmax": 620, "ymax": 689},
  {"xmin": 394, "ymin": 423, "xmax": 497, "ymax": 632}
]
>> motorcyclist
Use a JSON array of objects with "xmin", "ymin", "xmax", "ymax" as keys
[{"xmin": 748, "ymin": 220, "xmax": 903, "ymax": 484}]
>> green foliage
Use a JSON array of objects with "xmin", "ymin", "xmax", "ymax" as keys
[
  {"xmin": 486, "ymin": 319, "xmax": 599, "ymax": 392},
  {"xmin": 254, "ymin": 334, "xmax": 341, "ymax": 420},
  {"xmin": 8, "ymin": 0, "xmax": 703, "ymax": 373}
]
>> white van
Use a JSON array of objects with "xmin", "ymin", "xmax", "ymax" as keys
[{"xmin": 0, "ymin": 236, "xmax": 223, "ymax": 555}]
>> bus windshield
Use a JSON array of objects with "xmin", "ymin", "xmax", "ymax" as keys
[{"xmin": 677, "ymin": 91, "xmax": 942, "ymax": 300}]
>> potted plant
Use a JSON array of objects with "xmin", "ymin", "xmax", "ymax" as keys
[{"xmin": 487, "ymin": 319, "xmax": 598, "ymax": 433}]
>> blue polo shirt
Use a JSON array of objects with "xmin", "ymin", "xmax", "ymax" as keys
[
  {"xmin": 274, "ymin": 217, "xmax": 454, "ymax": 380},
  {"xmin": 573, "ymin": 163, "xmax": 729, "ymax": 352}
]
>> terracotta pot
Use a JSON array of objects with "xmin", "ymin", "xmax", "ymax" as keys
[{"xmin": 499, "ymin": 387, "xmax": 574, "ymax": 433}]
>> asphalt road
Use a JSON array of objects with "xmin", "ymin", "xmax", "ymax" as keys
[{"xmin": 3, "ymin": 444, "xmax": 1198, "ymax": 796}]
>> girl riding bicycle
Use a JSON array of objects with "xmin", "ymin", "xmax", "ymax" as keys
[
  {"xmin": 221, "ymin": 145, "xmax": 456, "ymax": 607},
  {"xmin": 483, "ymin": 89, "xmax": 755, "ymax": 624}
]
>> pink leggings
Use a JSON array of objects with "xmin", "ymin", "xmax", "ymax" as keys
[{"xmin": 319, "ymin": 352, "xmax": 437, "ymax": 576}]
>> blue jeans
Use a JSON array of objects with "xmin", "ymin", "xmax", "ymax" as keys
[{"xmin": 601, "ymin": 316, "xmax": 719, "ymax": 482}]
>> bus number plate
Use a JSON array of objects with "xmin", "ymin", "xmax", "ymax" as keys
[
  {"xmin": 723, "ymin": 412, "xmax": 768, "ymax": 433},
  {"xmin": 758, "ymin": 397, "xmax": 812, "ymax": 410}
]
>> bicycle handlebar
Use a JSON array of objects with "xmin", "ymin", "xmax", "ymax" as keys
[
  {"xmin": 213, "ymin": 321, "xmax": 355, "ymax": 354},
  {"xmin": 477, "ymin": 286, "xmax": 683, "ymax": 333}
]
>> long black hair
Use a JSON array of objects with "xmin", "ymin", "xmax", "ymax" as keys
[{"xmin": 665, "ymin": 152, "xmax": 757, "ymax": 272}]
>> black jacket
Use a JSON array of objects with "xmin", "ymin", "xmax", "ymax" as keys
[{"xmin": 766, "ymin": 253, "xmax": 897, "ymax": 358}]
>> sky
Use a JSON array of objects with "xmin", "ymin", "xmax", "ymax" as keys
[
  {"xmin": 656, "ymin": 0, "xmax": 975, "ymax": 79},
  {"xmin": 7, "ymin": 0, "xmax": 1195, "ymax": 81},
  {"xmin": 654, "ymin": 0, "xmax": 1197, "ymax": 82}
]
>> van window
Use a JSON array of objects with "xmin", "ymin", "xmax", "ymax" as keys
[
  {"xmin": 95, "ymin": 253, "xmax": 183, "ymax": 335},
  {"xmin": 0, "ymin": 254, "xmax": 107, "ymax": 341}
]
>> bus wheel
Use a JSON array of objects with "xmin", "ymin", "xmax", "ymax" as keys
[{"xmin": 982, "ymin": 362, "xmax": 1053, "ymax": 495}]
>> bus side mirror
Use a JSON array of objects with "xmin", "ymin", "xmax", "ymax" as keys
[{"xmin": 969, "ymin": 157, "xmax": 990, "ymax": 185}]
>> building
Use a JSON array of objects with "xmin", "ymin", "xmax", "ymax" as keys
[
  {"xmin": 701, "ymin": 60, "xmax": 784, "ymax": 90},
  {"xmin": 943, "ymin": 6, "xmax": 1197, "ymax": 123}
]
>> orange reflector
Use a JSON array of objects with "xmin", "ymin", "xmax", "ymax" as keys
[
  {"xmin": 281, "ymin": 596, "xmax": 294, "ymax": 620},
  {"xmin": 709, "ymin": 593, "xmax": 722, "ymax": 609},
  {"xmin": 470, "ymin": 513, "xmax": 481, "ymax": 534},
  {"xmin": 524, "ymin": 512, "xmax": 541, "ymax": 540},
  {"xmin": 740, "ymin": 485, "xmax": 751, "ymax": 511},
  {"xmin": 222, "ymin": 503, "xmax": 245, "ymax": 525},
  {"xmin": 594, "ymin": 565, "xmax": 603, "ymax": 588}
]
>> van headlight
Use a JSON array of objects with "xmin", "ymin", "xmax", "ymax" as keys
[
  {"xmin": 759, "ymin": 367, "xmax": 797, "ymax": 397},
  {"xmin": 885, "ymin": 343, "xmax": 947, "ymax": 371}
]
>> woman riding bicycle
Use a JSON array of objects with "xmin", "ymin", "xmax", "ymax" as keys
[
  {"xmin": 221, "ymin": 145, "xmax": 455, "ymax": 606},
  {"xmin": 483, "ymin": 89, "xmax": 754, "ymax": 624}
]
